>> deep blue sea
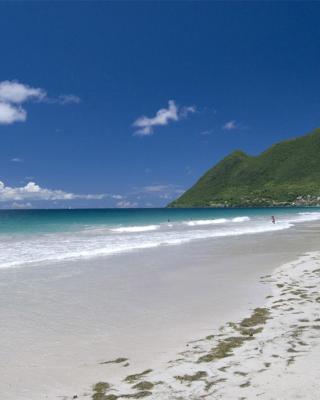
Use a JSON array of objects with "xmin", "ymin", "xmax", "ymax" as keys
[{"xmin": 0, "ymin": 207, "xmax": 319, "ymax": 269}]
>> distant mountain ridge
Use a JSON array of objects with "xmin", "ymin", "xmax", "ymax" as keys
[{"xmin": 168, "ymin": 128, "xmax": 320, "ymax": 208}]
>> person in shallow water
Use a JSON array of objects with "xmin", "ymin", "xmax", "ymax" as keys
[{"xmin": 271, "ymin": 215, "xmax": 276, "ymax": 224}]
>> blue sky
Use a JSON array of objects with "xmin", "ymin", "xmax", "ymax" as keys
[{"xmin": 1, "ymin": 1, "xmax": 320, "ymax": 208}]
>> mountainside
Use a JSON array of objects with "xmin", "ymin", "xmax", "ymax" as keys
[{"xmin": 169, "ymin": 128, "xmax": 320, "ymax": 207}]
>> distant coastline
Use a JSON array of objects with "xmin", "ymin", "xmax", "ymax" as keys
[
  {"xmin": 168, "ymin": 198, "xmax": 320, "ymax": 208},
  {"xmin": 169, "ymin": 128, "xmax": 320, "ymax": 208}
]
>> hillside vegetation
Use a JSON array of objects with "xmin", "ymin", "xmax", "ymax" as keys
[{"xmin": 169, "ymin": 128, "xmax": 320, "ymax": 207}]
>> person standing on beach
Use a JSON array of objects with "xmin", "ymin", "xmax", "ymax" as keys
[{"xmin": 271, "ymin": 215, "xmax": 276, "ymax": 224}]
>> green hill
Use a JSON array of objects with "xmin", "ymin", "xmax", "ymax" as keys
[{"xmin": 168, "ymin": 128, "xmax": 320, "ymax": 208}]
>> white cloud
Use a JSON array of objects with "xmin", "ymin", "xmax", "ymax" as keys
[
  {"xmin": 0, "ymin": 80, "xmax": 46, "ymax": 104},
  {"xmin": 0, "ymin": 80, "xmax": 80, "ymax": 125},
  {"xmin": 0, "ymin": 102, "xmax": 26, "ymax": 124},
  {"xmin": 0, "ymin": 181, "xmax": 106, "ymax": 202},
  {"xmin": 222, "ymin": 120, "xmax": 237, "ymax": 130},
  {"xmin": 133, "ymin": 100, "xmax": 196, "ymax": 136},
  {"xmin": 11, "ymin": 157, "xmax": 23, "ymax": 162}
]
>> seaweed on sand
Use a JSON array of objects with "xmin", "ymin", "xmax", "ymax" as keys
[
  {"xmin": 92, "ymin": 382, "xmax": 112, "ymax": 400},
  {"xmin": 132, "ymin": 381, "xmax": 154, "ymax": 391},
  {"xmin": 122, "ymin": 391, "xmax": 152, "ymax": 398},
  {"xmin": 198, "ymin": 308, "xmax": 270, "ymax": 363},
  {"xmin": 175, "ymin": 370, "xmax": 208, "ymax": 383},
  {"xmin": 124, "ymin": 369, "xmax": 153, "ymax": 384},
  {"xmin": 197, "ymin": 336, "xmax": 251, "ymax": 363},
  {"xmin": 100, "ymin": 357, "xmax": 128, "ymax": 365},
  {"xmin": 239, "ymin": 308, "xmax": 270, "ymax": 328}
]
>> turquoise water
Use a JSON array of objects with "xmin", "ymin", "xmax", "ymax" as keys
[
  {"xmin": 0, "ymin": 207, "xmax": 320, "ymax": 269},
  {"xmin": 0, "ymin": 207, "xmax": 317, "ymax": 234}
]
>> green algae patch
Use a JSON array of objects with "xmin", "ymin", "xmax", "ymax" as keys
[
  {"xmin": 239, "ymin": 326, "xmax": 263, "ymax": 337},
  {"xmin": 175, "ymin": 370, "xmax": 208, "ymax": 383},
  {"xmin": 240, "ymin": 381, "xmax": 251, "ymax": 388},
  {"xmin": 234, "ymin": 371, "xmax": 248, "ymax": 377},
  {"xmin": 92, "ymin": 382, "xmax": 112, "ymax": 400},
  {"xmin": 100, "ymin": 357, "xmax": 128, "ymax": 365},
  {"xmin": 198, "ymin": 336, "xmax": 250, "ymax": 363},
  {"xmin": 93, "ymin": 393, "xmax": 109, "ymax": 400},
  {"xmin": 124, "ymin": 369, "xmax": 153, "ymax": 384},
  {"xmin": 197, "ymin": 308, "xmax": 270, "ymax": 364},
  {"xmin": 205, "ymin": 378, "xmax": 226, "ymax": 391},
  {"xmin": 239, "ymin": 308, "xmax": 270, "ymax": 328},
  {"xmin": 132, "ymin": 381, "xmax": 154, "ymax": 391},
  {"xmin": 93, "ymin": 382, "xmax": 111, "ymax": 392},
  {"xmin": 122, "ymin": 391, "xmax": 152, "ymax": 399},
  {"xmin": 99, "ymin": 392, "xmax": 152, "ymax": 400}
]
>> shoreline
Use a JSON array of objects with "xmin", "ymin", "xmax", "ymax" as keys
[
  {"xmin": 1, "ymin": 221, "xmax": 320, "ymax": 399},
  {"xmin": 94, "ymin": 251, "xmax": 320, "ymax": 399}
]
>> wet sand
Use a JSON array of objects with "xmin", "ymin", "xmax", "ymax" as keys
[{"xmin": 1, "ymin": 221, "xmax": 320, "ymax": 399}]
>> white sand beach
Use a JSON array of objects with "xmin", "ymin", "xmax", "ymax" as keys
[{"xmin": 1, "ymin": 221, "xmax": 320, "ymax": 399}]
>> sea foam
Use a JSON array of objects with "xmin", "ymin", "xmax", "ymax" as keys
[
  {"xmin": 184, "ymin": 218, "xmax": 228, "ymax": 226},
  {"xmin": 232, "ymin": 216, "xmax": 250, "ymax": 222},
  {"xmin": 110, "ymin": 225, "xmax": 160, "ymax": 233},
  {"xmin": 1, "ymin": 211, "xmax": 320, "ymax": 269}
]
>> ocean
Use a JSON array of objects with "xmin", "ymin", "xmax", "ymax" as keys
[{"xmin": 1, "ymin": 207, "xmax": 320, "ymax": 269}]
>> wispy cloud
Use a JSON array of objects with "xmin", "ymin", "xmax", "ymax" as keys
[
  {"xmin": 139, "ymin": 183, "xmax": 184, "ymax": 199},
  {"xmin": 56, "ymin": 94, "xmax": 81, "ymax": 105},
  {"xmin": 200, "ymin": 129, "xmax": 213, "ymax": 136},
  {"xmin": 142, "ymin": 184, "xmax": 173, "ymax": 193},
  {"xmin": 0, "ymin": 181, "xmax": 105, "ymax": 202},
  {"xmin": 112, "ymin": 183, "xmax": 184, "ymax": 208},
  {"xmin": 11, "ymin": 157, "xmax": 23, "ymax": 163},
  {"xmin": 116, "ymin": 200, "xmax": 138, "ymax": 208},
  {"xmin": 11, "ymin": 202, "xmax": 33, "ymax": 209},
  {"xmin": 222, "ymin": 120, "xmax": 237, "ymax": 130},
  {"xmin": 133, "ymin": 100, "xmax": 196, "ymax": 136},
  {"xmin": 0, "ymin": 80, "xmax": 80, "ymax": 125},
  {"xmin": 45, "ymin": 94, "xmax": 81, "ymax": 105},
  {"xmin": 179, "ymin": 105, "xmax": 196, "ymax": 118},
  {"xmin": 141, "ymin": 184, "xmax": 181, "ymax": 193}
]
